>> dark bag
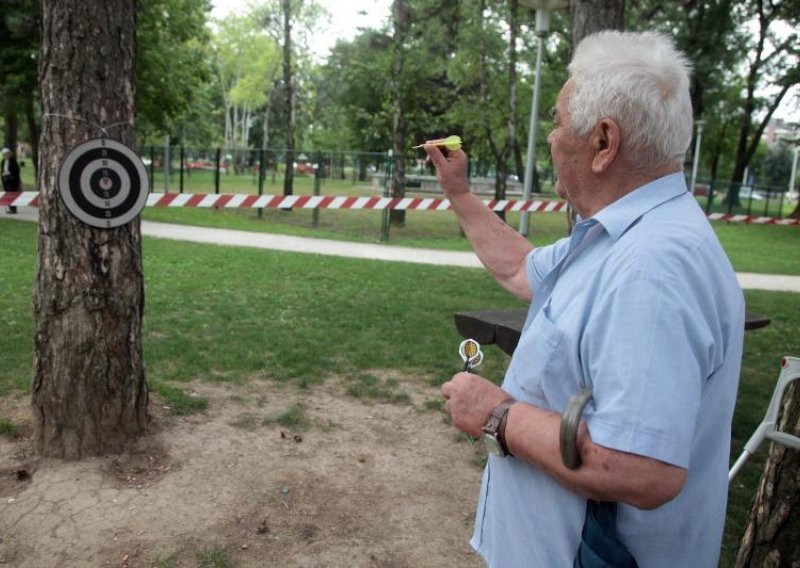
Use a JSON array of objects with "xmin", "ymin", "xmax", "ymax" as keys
[{"xmin": 573, "ymin": 500, "xmax": 638, "ymax": 568}]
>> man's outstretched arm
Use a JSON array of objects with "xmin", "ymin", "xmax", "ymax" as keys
[{"xmin": 425, "ymin": 145, "xmax": 534, "ymax": 301}]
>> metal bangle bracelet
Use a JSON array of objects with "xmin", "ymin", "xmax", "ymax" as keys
[{"xmin": 559, "ymin": 388, "xmax": 594, "ymax": 469}]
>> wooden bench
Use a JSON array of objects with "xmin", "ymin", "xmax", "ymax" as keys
[{"xmin": 455, "ymin": 308, "xmax": 771, "ymax": 357}]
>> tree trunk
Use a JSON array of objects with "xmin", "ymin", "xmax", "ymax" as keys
[
  {"xmin": 389, "ymin": 0, "xmax": 409, "ymax": 227},
  {"xmin": 25, "ymin": 95, "xmax": 39, "ymax": 179},
  {"xmin": 567, "ymin": 0, "xmax": 625, "ymax": 233},
  {"xmin": 497, "ymin": 0, "xmax": 520, "ymax": 224},
  {"xmin": 570, "ymin": 0, "xmax": 625, "ymax": 54},
  {"xmin": 735, "ymin": 380, "xmax": 800, "ymax": 566},
  {"xmin": 281, "ymin": 0, "xmax": 295, "ymax": 198},
  {"xmin": 33, "ymin": 0, "xmax": 147, "ymax": 459},
  {"xmin": 3, "ymin": 112, "xmax": 18, "ymax": 150}
]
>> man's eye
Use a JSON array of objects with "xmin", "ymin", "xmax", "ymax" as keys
[{"xmin": 548, "ymin": 107, "xmax": 557, "ymax": 120}]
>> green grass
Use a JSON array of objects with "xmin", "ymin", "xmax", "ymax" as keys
[
  {"xmin": 0, "ymin": 417, "xmax": 19, "ymax": 438},
  {"xmin": 196, "ymin": 546, "xmax": 236, "ymax": 568},
  {"xmin": 140, "ymin": 188, "xmax": 573, "ymax": 252},
  {"xmin": 0, "ymin": 217, "xmax": 798, "ymax": 566},
  {"xmin": 264, "ymin": 403, "xmax": 310, "ymax": 431},
  {"xmin": 151, "ymin": 383, "xmax": 209, "ymax": 415},
  {"xmin": 345, "ymin": 373, "xmax": 412, "ymax": 404}
]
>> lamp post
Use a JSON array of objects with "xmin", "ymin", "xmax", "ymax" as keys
[
  {"xmin": 689, "ymin": 119, "xmax": 706, "ymax": 196},
  {"xmin": 518, "ymin": 0, "xmax": 568, "ymax": 237},
  {"xmin": 789, "ymin": 142, "xmax": 799, "ymax": 200}
]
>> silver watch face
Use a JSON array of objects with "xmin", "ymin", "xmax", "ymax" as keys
[{"xmin": 482, "ymin": 432, "xmax": 503, "ymax": 455}]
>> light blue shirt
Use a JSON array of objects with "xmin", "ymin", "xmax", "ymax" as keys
[{"xmin": 471, "ymin": 173, "xmax": 745, "ymax": 567}]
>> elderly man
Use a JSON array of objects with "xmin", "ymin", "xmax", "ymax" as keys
[{"xmin": 426, "ymin": 31, "xmax": 744, "ymax": 567}]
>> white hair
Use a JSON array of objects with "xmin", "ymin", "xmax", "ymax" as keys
[{"xmin": 567, "ymin": 30, "xmax": 694, "ymax": 170}]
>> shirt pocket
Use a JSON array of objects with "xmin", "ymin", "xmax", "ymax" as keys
[{"xmin": 504, "ymin": 302, "xmax": 566, "ymax": 407}]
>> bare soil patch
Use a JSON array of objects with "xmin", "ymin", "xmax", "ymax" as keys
[{"xmin": 0, "ymin": 375, "xmax": 485, "ymax": 567}]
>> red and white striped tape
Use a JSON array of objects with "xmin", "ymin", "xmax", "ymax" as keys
[
  {"xmin": 143, "ymin": 192, "xmax": 570, "ymax": 213},
  {"xmin": 2, "ymin": 191, "xmax": 798, "ymax": 225}
]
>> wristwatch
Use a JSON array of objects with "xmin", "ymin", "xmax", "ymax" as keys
[{"xmin": 481, "ymin": 399, "xmax": 516, "ymax": 457}]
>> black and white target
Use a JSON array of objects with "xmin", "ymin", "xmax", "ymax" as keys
[{"xmin": 58, "ymin": 138, "xmax": 149, "ymax": 228}]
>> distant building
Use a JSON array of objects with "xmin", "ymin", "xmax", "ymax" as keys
[{"xmin": 763, "ymin": 118, "xmax": 797, "ymax": 145}]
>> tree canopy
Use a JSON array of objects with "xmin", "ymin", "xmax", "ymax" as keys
[{"xmin": 0, "ymin": 0, "xmax": 797, "ymax": 194}]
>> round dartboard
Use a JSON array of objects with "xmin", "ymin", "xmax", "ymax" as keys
[{"xmin": 58, "ymin": 138, "xmax": 150, "ymax": 228}]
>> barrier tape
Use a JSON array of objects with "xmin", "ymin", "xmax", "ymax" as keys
[{"xmin": 2, "ymin": 191, "xmax": 798, "ymax": 226}]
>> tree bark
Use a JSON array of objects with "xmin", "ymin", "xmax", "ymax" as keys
[
  {"xmin": 33, "ymin": 0, "xmax": 148, "ymax": 459},
  {"xmin": 389, "ymin": 0, "xmax": 409, "ymax": 227},
  {"xmin": 25, "ymin": 95, "xmax": 39, "ymax": 178},
  {"xmin": 281, "ymin": 0, "xmax": 295, "ymax": 198},
  {"xmin": 570, "ymin": 0, "xmax": 625, "ymax": 55},
  {"xmin": 3, "ymin": 112, "xmax": 18, "ymax": 150},
  {"xmin": 735, "ymin": 380, "xmax": 800, "ymax": 566}
]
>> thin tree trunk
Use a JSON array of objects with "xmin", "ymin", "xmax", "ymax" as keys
[
  {"xmin": 497, "ymin": 0, "xmax": 520, "ymax": 223},
  {"xmin": 735, "ymin": 380, "xmax": 800, "ymax": 566},
  {"xmin": 282, "ymin": 0, "xmax": 295, "ymax": 198},
  {"xmin": 25, "ymin": 96, "xmax": 39, "ymax": 179},
  {"xmin": 3, "ymin": 112, "xmax": 18, "ymax": 150},
  {"xmin": 34, "ymin": 0, "xmax": 147, "ymax": 459},
  {"xmin": 389, "ymin": 0, "xmax": 409, "ymax": 227}
]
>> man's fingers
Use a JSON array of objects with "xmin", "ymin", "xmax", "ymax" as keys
[
  {"xmin": 424, "ymin": 144, "xmax": 447, "ymax": 169},
  {"xmin": 441, "ymin": 380, "xmax": 453, "ymax": 399}
]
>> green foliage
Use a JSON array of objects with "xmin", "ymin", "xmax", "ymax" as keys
[
  {"xmin": 136, "ymin": 0, "xmax": 214, "ymax": 140},
  {"xmin": 0, "ymin": 0, "xmax": 39, "ymax": 145},
  {"xmin": 757, "ymin": 142, "xmax": 795, "ymax": 189}
]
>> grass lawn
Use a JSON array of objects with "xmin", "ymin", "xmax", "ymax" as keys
[
  {"xmin": 0, "ymin": 212, "xmax": 798, "ymax": 566},
  {"xmin": 15, "ymin": 164, "xmax": 799, "ymax": 273}
]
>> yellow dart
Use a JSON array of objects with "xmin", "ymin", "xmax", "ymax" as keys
[{"xmin": 412, "ymin": 135, "xmax": 462, "ymax": 150}]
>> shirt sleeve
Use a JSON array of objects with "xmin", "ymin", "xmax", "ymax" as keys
[{"xmin": 581, "ymin": 270, "xmax": 716, "ymax": 468}]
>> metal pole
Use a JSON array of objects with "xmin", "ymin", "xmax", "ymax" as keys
[
  {"xmin": 163, "ymin": 135, "xmax": 169, "ymax": 192},
  {"xmin": 381, "ymin": 151, "xmax": 392, "ymax": 241},
  {"xmin": 179, "ymin": 145, "xmax": 185, "ymax": 193},
  {"xmin": 789, "ymin": 146, "xmax": 799, "ymax": 200},
  {"xmin": 258, "ymin": 148, "xmax": 265, "ymax": 220},
  {"xmin": 689, "ymin": 120, "xmax": 705, "ymax": 195},
  {"xmin": 519, "ymin": 25, "xmax": 546, "ymax": 236}
]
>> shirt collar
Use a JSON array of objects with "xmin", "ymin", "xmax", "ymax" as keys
[{"xmin": 588, "ymin": 172, "xmax": 687, "ymax": 241}]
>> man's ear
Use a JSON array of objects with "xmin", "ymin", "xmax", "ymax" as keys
[{"xmin": 590, "ymin": 118, "xmax": 620, "ymax": 174}]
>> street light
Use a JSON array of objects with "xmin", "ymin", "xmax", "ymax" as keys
[
  {"xmin": 518, "ymin": 0, "xmax": 568, "ymax": 237},
  {"xmin": 689, "ymin": 119, "xmax": 706, "ymax": 195},
  {"xmin": 788, "ymin": 141, "xmax": 799, "ymax": 201}
]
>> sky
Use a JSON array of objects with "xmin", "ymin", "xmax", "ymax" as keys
[{"xmin": 210, "ymin": 0, "xmax": 393, "ymax": 60}]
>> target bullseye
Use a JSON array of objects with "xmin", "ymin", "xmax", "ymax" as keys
[{"xmin": 58, "ymin": 138, "xmax": 149, "ymax": 228}]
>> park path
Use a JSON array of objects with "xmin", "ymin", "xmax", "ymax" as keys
[{"xmin": 4, "ymin": 207, "xmax": 800, "ymax": 293}]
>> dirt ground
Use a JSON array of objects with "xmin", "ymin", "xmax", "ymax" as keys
[{"xmin": 0, "ymin": 375, "xmax": 486, "ymax": 568}]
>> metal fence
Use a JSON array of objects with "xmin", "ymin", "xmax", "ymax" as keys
[{"xmin": 690, "ymin": 176, "xmax": 796, "ymax": 219}]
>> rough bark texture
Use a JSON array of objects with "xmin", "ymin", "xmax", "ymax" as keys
[
  {"xmin": 735, "ymin": 381, "xmax": 800, "ymax": 566},
  {"xmin": 33, "ymin": 0, "xmax": 148, "ymax": 459},
  {"xmin": 570, "ymin": 0, "xmax": 625, "ymax": 55}
]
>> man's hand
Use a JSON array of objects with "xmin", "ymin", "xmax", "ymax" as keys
[
  {"xmin": 441, "ymin": 373, "xmax": 512, "ymax": 437},
  {"xmin": 424, "ymin": 145, "xmax": 470, "ymax": 199}
]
